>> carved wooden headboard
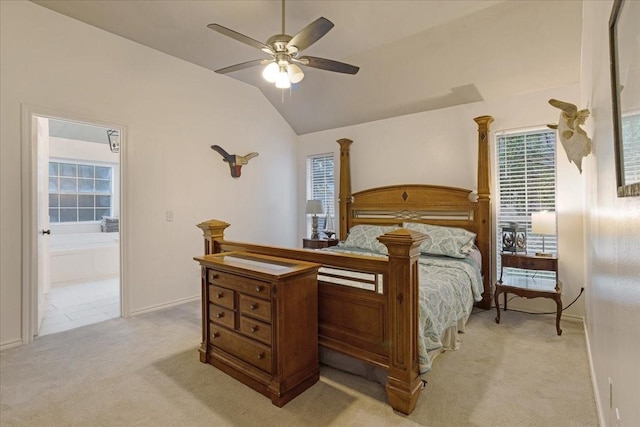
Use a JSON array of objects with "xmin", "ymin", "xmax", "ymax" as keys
[{"xmin": 336, "ymin": 116, "xmax": 494, "ymax": 308}]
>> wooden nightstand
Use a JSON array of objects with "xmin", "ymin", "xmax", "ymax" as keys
[
  {"xmin": 302, "ymin": 238, "xmax": 339, "ymax": 249},
  {"xmin": 494, "ymin": 253, "xmax": 563, "ymax": 335}
]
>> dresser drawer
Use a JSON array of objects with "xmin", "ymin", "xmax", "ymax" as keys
[
  {"xmin": 210, "ymin": 326, "xmax": 272, "ymax": 373},
  {"xmin": 240, "ymin": 317, "xmax": 272, "ymax": 345},
  {"xmin": 209, "ymin": 285, "xmax": 235, "ymax": 309},
  {"xmin": 208, "ymin": 270, "xmax": 271, "ymax": 299},
  {"xmin": 239, "ymin": 294, "xmax": 271, "ymax": 323},
  {"xmin": 209, "ymin": 304, "xmax": 235, "ymax": 329}
]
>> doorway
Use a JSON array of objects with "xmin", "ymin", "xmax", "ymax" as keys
[{"xmin": 21, "ymin": 106, "xmax": 126, "ymax": 341}]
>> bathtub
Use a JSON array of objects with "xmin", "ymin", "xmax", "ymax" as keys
[{"xmin": 50, "ymin": 232, "xmax": 120, "ymax": 286}]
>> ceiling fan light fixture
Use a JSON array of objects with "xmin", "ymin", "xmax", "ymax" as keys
[
  {"xmin": 287, "ymin": 63, "xmax": 304, "ymax": 84},
  {"xmin": 209, "ymin": 0, "xmax": 359, "ymax": 92},
  {"xmin": 262, "ymin": 62, "xmax": 279, "ymax": 83}
]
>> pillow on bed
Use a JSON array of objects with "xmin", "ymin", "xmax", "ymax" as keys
[
  {"xmin": 403, "ymin": 222, "xmax": 476, "ymax": 259},
  {"xmin": 342, "ymin": 224, "xmax": 401, "ymax": 254}
]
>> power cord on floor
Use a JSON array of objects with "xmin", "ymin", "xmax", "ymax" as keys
[
  {"xmin": 471, "ymin": 287, "xmax": 585, "ymax": 316},
  {"xmin": 500, "ymin": 286, "xmax": 584, "ymax": 315}
]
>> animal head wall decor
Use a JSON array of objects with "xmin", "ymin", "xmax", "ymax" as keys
[
  {"xmin": 211, "ymin": 145, "xmax": 259, "ymax": 178},
  {"xmin": 547, "ymin": 99, "xmax": 592, "ymax": 173}
]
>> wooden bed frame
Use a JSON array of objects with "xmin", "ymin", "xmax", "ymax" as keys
[{"xmin": 197, "ymin": 115, "xmax": 494, "ymax": 414}]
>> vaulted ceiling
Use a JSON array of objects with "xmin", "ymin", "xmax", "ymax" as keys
[{"xmin": 32, "ymin": 0, "xmax": 583, "ymax": 135}]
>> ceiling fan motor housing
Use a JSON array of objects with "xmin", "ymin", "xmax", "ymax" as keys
[{"xmin": 267, "ymin": 34, "xmax": 297, "ymax": 54}]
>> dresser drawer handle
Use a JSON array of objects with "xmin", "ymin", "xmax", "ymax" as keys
[
  {"xmin": 211, "ymin": 274, "xmax": 219, "ymax": 280},
  {"xmin": 216, "ymin": 293, "xmax": 223, "ymax": 299},
  {"xmin": 216, "ymin": 312, "xmax": 224, "ymax": 318},
  {"xmin": 212, "ymin": 332, "xmax": 220, "ymax": 338},
  {"xmin": 250, "ymin": 326, "xmax": 258, "ymax": 333},
  {"xmin": 257, "ymin": 352, "xmax": 265, "ymax": 360},
  {"xmin": 249, "ymin": 303, "xmax": 257, "ymax": 310},
  {"xmin": 255, "ymin": 286, "xmax": 263, "ymax": 293}
]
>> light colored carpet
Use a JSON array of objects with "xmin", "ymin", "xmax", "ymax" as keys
[{"xmin": 0, "ymin": 301, "xmax": 598, "ymax": 426}]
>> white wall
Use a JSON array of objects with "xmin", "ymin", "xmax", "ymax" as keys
[
  {"xmin": 0, "ymin": 1, "xmax": 298, "ymax": 348},
  {"xmin": 297, "ymin": 85, "xmax": 587, "ymax": 319},
  {"xmin": 581, "ymin": 1, "xmax": 640, "ymax": 425}
]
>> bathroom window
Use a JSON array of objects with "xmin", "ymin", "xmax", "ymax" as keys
[{"xmin": 48, "ymin": 161, "xmax": 113, "ymax": 223}]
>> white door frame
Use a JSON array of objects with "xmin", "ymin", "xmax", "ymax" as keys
[{"xmin": 20, "ymin": 104, "xmax": 130, "ymax": 344}]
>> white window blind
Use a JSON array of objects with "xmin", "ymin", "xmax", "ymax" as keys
[
  {"xmin": 496, "ymin": 129, "xmax": 557, "ymax": 277},
  {"xmin": 621, "ymin": 112, "xmax": 640, "ymax": 184},
  {"xmin": 306, "ymin": 153, "xmax": 335, "ymax": 236}
]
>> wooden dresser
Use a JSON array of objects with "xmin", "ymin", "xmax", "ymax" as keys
[{"xmin": 194, "ymin": 251, "xmax": 321, "ymax": 406}]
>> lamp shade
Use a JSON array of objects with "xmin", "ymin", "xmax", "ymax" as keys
[
  {"xmin": 275, "ymin": 65, "xmax": 291, "ymax": 89},
  {"xmin": 531, "ymin": 211, "xmax": 556, "ymax": 235},
  {"xmin": 262, "ymin": 62, "xmax": 279, "ymax": 83},
  {"xmin": 305, "ymin": 200, "xmax": 323, "ymax": 215},
  {"xmin": 287, "ymin": 63, "xmax": 304, "ymax": 84}
]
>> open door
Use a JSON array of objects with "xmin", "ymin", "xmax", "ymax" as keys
[
  {"xmin": 35, "ymin": 117, "xmax": 51, "ymax": 335},
  {"xmin": 22, "ymin": 105, "xmax": 127, "ymax": 343}
]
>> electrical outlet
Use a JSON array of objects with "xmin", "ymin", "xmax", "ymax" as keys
[{"xmin": 166, "ymin": 210, "xmax": 174, "ymax": 222}]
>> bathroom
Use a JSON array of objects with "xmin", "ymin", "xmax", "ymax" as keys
[{"xmin": 39, "ymin": 118, "xmax": 121, "ymax": 336}]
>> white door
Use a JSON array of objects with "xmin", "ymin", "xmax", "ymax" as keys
[{"xmin": 35, "ymin": 117, "xmax": 51, "ymax": 335}]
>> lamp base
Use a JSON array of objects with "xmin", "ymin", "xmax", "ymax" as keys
[{"xmin": 310, "ymin": 215, "xmax": 319, "ymax": 240}]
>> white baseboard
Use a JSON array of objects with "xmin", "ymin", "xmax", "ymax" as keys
[
  {"xmin": 130, "ymin": 295, "xmax": 200, "ymax": 317},
  {"xmin": 583, "ymin": 318, "xmax": 605, "ymax": 427},
  {"xmin": 0, "ymin": 338, "xmax": 24, "ymax": 352}
]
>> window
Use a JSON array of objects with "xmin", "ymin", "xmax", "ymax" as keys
[
  {"xmin": 621, "ymin": 111, "xmax": 640, "ymax": 184},
  {"xmin": 496, "ymin": 128, "xmax": 557, "ymax": 276},
  {"xmin": 48, "ymin": 161, "xmax": 113, "ymax": 223},
  {"xmin": 306, "ymin": 153, "xmax": 335, "ymax": 235}
]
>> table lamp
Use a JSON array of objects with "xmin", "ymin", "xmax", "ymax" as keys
[
  {"xmin": 531, "ymin": 210, "xmax": 556, "ymax": 257},
  {"xmin": 306, "ymin": 200, "xmax": 324, "ymax": 239}
]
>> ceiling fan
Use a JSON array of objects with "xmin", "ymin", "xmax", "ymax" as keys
[{"xmin": 207, "ymin": 0, "xmax": 359, "ymax": 89}]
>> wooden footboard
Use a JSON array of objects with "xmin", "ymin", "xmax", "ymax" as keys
[{"xmin": 198, "ymin": 219, "xmax": 427, "ymax": 414}]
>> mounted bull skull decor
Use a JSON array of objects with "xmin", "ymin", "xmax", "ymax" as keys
[
  {"xmin": 211, "ymin": 145, "xmax": 259, "ymax": 178},
  {"xmin": 547, "ymin": 99, "xmax": 592, "ymax": 173}
]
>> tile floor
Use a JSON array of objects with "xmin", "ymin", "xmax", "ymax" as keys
[{"xmin": 39, "ymin": 278, "xmax": 120, "ymax": 336}]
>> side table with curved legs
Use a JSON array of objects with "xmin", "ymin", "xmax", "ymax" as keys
[{"xmin": 494, "ymin": 253, "xmax": 563, "ymax": 336}]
